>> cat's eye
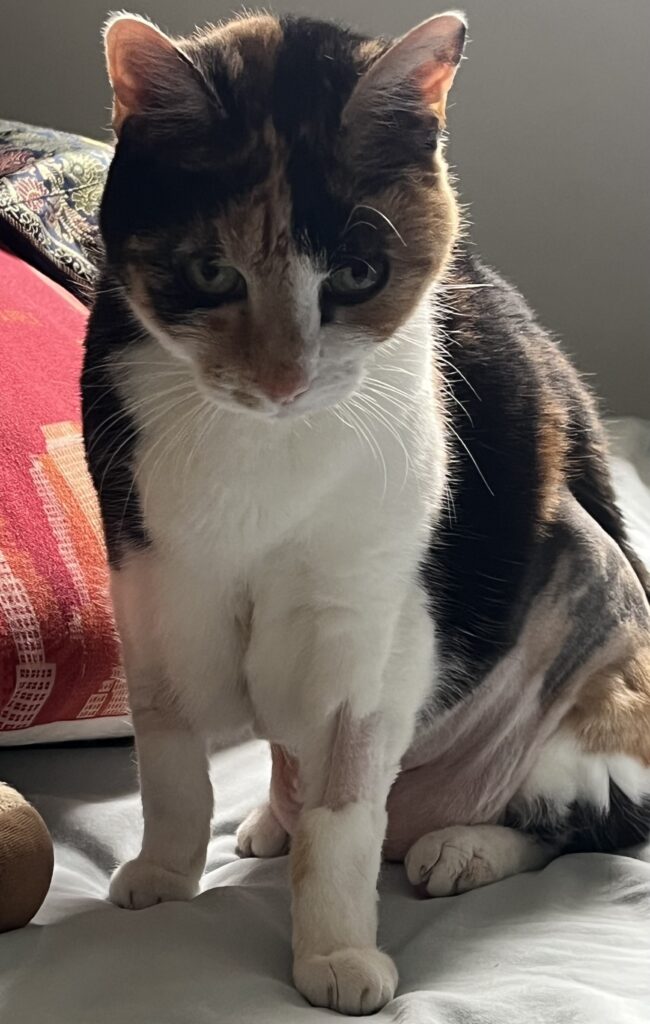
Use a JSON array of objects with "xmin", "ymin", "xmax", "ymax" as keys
[
  {"xmin": 185, "ymin": 257, "xmax": 247, "ymax": 301},
  {"xmin": 325, "ymin": 257, "xmax": 388, "ymax": 304}
]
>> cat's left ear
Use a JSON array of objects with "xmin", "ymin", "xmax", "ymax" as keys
[{"xmin": 344, "ymin": 11, "xmax": 466, "ymax": 130}]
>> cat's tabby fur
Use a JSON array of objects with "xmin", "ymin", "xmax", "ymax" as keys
[{"xmin": 83, "ymin": 11, "xmax": 650, "ymax": 1014}]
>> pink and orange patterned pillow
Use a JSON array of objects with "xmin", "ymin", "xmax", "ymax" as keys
[{"xmin": 0, "ymin": 246, "xmax": 129, "ymax": 744}]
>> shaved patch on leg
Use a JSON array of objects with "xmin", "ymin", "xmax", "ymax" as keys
[
  {"xmin": 291, "ymin": 827, "xmax": 313, "ymax": 890},
  {"xmin": 323, "ymin": 706, "xmax": 381, "ymax": 811}
]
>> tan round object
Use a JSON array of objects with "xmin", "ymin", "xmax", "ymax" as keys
[{"xmin": 0, "ymin": 782, "xmax": 54, "ymax": 932}]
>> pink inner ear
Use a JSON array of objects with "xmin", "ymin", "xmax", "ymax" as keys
[
  {"xmin": 110, "ymin": 55, "xmax": 141, "ymax": 113},
  {"xmin": 342, "ymin": 13, "xmax": 465, "ymax": 131},
  {"xmin": 105, "ymin": 17, "xmax": 180, "ymax": 123},
  {"xmin": 417, "ymin": 59, "xmax": 460, "ymax": 120}
]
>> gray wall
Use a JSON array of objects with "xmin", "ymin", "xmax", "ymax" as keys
[{"xmin": 2, "ymin": 0, "xmax": 648, "ymax": 416}]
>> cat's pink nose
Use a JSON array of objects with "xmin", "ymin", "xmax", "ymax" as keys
[{"xmin": 258, "ymin": 371, "xmax": 309, "ymax": 405}]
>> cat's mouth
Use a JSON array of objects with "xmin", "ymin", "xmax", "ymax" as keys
[
  {"xmin": 191, "ymin": 376, "xmax": 315, "ymax": 420},
  {"xmin": 231, "ymin": 386, "xmax": 312, "ymax": 419},
  {"xmin": 194, "ymin": 373, "xmax": 361, "ymax": 421}
]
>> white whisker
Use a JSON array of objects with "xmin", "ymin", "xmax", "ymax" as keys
[
  {"xmin": 447, "ymin": 423, "xmax": 494, "ymax": 497},
  {"xmin": 344, "ymin": 203, "xmax": 407, "ymax": 247}
]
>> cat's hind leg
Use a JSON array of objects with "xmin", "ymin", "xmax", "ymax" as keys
[
  {"xmin": 236, "ymin": 745, "xmax": 297, "ymax": 858},
  {"xmin": 404, "ymin": 648, "xmax": 650, "ymax": 899},
  {"xmin": 236, "ymin": 803, "xmax": 288, "ymax": 858},
  {"xmin": 405, "ymin": 824, "xmax": 554, "ymax": 897},
  {"xmin": 402, "ymin": 496, "xmax": 650, "ymax": 899}
]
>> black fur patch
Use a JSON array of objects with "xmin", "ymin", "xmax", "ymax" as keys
[
  {"xmin": 81, "ymin": 285, "xmax": 149, "ymax": 565},
  {"xmin": 421, "ymin": 250, "xmax": 650, "ymax": 710},
  {"xmin": 506, "ymin": 784, "xmax": 650, "ymax": 854},
  {"xmin": 420, "ymin": 253, "xmax": 548, "ymax": 706}
]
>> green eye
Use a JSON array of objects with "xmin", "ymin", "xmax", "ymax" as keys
[
  {"xmin": 326, "ymin": 257, "xmax": 388, "ymax": 304},
  {"xmin": 185, "ymin": 257, "xmax": 247, "ymax": 301}
]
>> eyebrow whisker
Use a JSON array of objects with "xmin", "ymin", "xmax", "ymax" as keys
[{"xmin": 345, "ymin": 203, "xmax": 407, "ymax": 247}]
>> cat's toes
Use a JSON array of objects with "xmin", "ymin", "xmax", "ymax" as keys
[
  {"xmin": 405, "ymin": 826, "xmax": 498, "ymax": 897},
  {"xmin": 109, "ymin": 857, "xmax": 199, "ymax": 909},
  {"xmin": 236, "ymin": 804, "xmax": 289, "ymax": 858},
  {"xmin": 293, "ymin": 947, "xmax": 398, "ymax": 1016}
]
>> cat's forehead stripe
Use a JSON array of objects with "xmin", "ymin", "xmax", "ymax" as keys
[{"xmin": 184, "ymin": 15, "xmax": 402, "ymax": 254}]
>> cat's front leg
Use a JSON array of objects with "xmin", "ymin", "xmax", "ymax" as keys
[
  {"xmin": 287, "ymin": 591, "xmax": 432, "ymax": 1015},
  {"xmin": 109, "ymin": 690, "xmax": 213, "ymax": 908},
  {"xmin": 290, "ymin": 707, "xmax": 398, "ymax": 1015},
  {"xmin": 108, "ymin": 558, "xmax": 215, "ymax": 909}
]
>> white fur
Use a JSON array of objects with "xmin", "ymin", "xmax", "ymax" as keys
[
  {"xmin": 517, "ymin": 727, "xmax": 650, "ymax": 817},
  {"xmin": 517, "ymin": 728, "xmax": 611, "ymax": 815},
  {"xmin": 108, "ymin": 296, "xmax": 444, "ymax": 1010},
  {"xmin": 108, "ymin": 557, "xmax": 214, "ymax": 906},
  {"xmin": 294, "ymin": 947, "xmax": 398, "ymax": 1016},
  {"xmin": 110, "ymin": 857, "xmax": 199, "ymax": 909},
  {"xmin": 292, "ymin": 803, "xmax": 384, "ymax": 956},
  {"xmin": 236, "ymin": 804, "xmax": 288, "ymax": 858},
  {"xmin": 405, "ymin": 824, "xmax": 554, "ymax": 897},
  {"xmin": 606, "ymin": 753, "xmax": 650, "ymax": 806},
  {"xmin": 291, "ymin": 803, "xmax": 397, "ymax": 1012}
]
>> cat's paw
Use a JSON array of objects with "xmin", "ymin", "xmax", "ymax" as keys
[
  {"xmin": 109, "ymin": 857, "xmax": 199, "ymax": 909},
  {"xmin": 236, "ymin": 804, "xmax": 288, "ymax": 858},
  {"xmin": 293, "ymin": 947, "xmax": 398, "ymax": 1016},
  {"xmin": 405, "ymin": 825, "xmax": 501, "ymax": 897}
]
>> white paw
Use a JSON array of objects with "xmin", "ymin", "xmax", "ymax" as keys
[
  {"xmin": 405, "ymin": 826, "xmax": 501, "ymax": 897},
  {"xmin": 293, "ymin": 947, "xmax": 398, "ymax": 1016},
  {"xmin": 109, "ymin": 857, "xmax": 199, "ymax": 909},
  {"xmin": 236, "ymin": 804, "xmax": 288, "ymax": 858}
]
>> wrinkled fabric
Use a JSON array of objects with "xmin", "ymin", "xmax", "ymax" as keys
[{"xmin": 0, "ymin": 739, "xmax": 649, "ymax": 1023}]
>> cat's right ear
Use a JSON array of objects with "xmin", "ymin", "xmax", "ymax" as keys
[{"xmin": 104, "ymin": 13, "xmax": 218, "ymax": 135}]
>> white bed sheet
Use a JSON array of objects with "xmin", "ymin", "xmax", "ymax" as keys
[{"xmin": 1, "ymin": 418, "xmax": 650, "ymax": 1024}]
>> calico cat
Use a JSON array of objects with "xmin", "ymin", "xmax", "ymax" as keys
[{"xmin": 82, "ymin": 10, "xmax": 650, "ymax": 1015}]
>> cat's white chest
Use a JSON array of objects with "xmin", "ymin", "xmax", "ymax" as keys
[
  {"xmin": 119, "ymin": 343, "xmax": 440, "ymax": 568},
  {"xmin": 129, "ymin": 391, "xmax": 355, "ymax": 564}
]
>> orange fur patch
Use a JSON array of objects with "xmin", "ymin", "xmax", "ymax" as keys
[
  {"xmin": 566, "ymin": 645, "xmax": 650, "ymax": 765},
  {"xmin": 338, "ymin": 157, "xmax": 460, "ymax": 343},
  {"xmin": 198, "ymin": 14, "xmax": 282, "ymax": 64},
  {"xmin": 536, "ymin": 395, "xmax": 569, "ymax": 523},
  {"xmin": 354, "ymin": 38, "xmax": 388, "ymax": 70}
]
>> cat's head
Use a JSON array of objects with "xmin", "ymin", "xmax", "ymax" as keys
[{"xmin": 101, "ymin": 11, "xmax": 466, "ymax": 418}]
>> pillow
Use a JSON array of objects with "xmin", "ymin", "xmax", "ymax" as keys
[
  {"xmin": 0, "ymin": 121, "xmax": 112, "ymax": 305},
  {"xmin": 0, "ymin": 246, "xmax": 129, "ymax": 744}
]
